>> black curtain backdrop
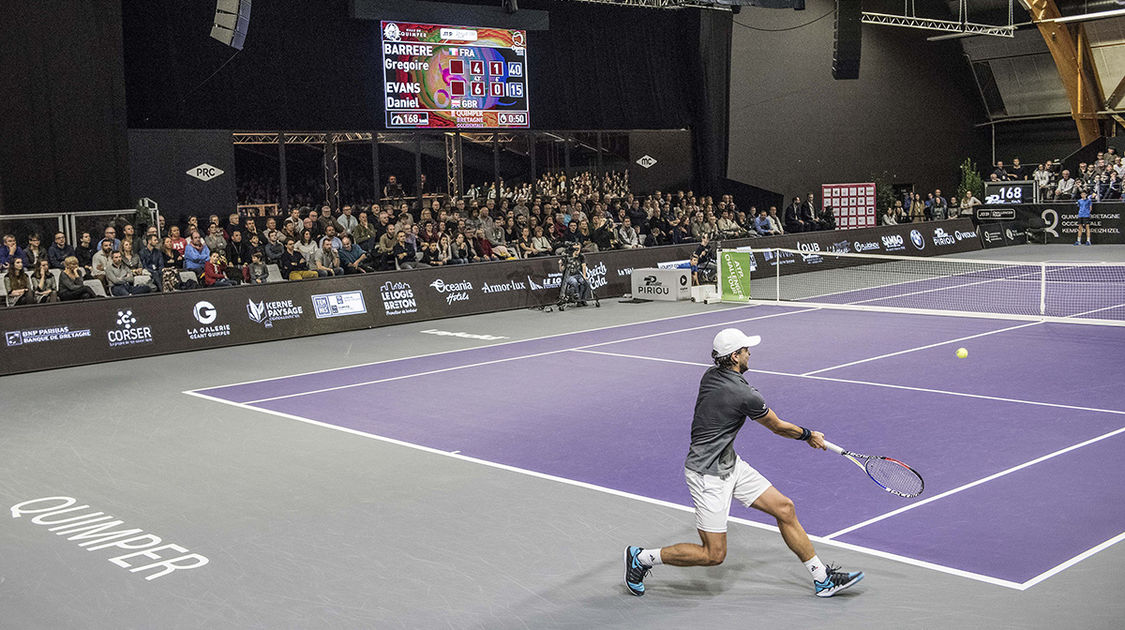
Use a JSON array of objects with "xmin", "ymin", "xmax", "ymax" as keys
[
  {"xmin": 122, "ymin": 0, "xmax": 732, "ymax": 194},
  {"xmin": 0, "ymin": 0, "xmax": 129, "ymax": 214}
]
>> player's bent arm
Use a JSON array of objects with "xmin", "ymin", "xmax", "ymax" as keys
[{"xmin": 753, "ymin": 409, "xmax": 826, "ymax": 449}]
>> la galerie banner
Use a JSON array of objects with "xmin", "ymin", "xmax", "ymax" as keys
[{"xmin": 0, "ymin": 220, "xmax": 981, "ymax": 376}]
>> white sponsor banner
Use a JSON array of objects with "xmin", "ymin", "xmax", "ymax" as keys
[{"xmin": 312, "ymin": 291, "xmax": 367, "ymax": 319}]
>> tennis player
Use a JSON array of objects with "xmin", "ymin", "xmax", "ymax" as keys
[
  {"xmin": 1076, "ymin": 191, "xmax": 1093, "ymax": 246},
  {"xmin": 625, "ymin": 328, "xmax": 863, "ymax": 598}
]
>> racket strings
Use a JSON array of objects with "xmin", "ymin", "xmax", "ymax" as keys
[{"xmin": 865, "ymin": 458, "xmax": 924, "ymax": 497}]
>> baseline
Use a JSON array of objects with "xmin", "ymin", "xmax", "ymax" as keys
[{"xmin": 182, "ymin": 389, "xmax": 1024, "ymax": 591}]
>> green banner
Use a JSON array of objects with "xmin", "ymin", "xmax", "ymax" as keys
[{"xmin": 720, "ymin": 250, "xmax": 752, "ymax": 302}]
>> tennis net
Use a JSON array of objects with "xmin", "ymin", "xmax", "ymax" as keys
[{"xmin": 719, "ymin": 248, "xmax": 1125, "ymax": 325}]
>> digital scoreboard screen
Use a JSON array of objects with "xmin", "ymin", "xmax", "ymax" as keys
[{"xmin": 381, "ymin": 21, "xmax": 529, "ymax": 129}]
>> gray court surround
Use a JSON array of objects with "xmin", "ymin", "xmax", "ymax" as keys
[{"xmin": 2, "ymin": 245, "xmax": 1123, "ymax": 629}]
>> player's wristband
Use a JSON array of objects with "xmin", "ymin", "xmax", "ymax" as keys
[{"xmin": 798, "ymin": 427, "xmax": 812, "ymax": 441}]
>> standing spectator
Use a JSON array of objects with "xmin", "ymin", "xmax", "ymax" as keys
[
  {"xmin": 4, "ymin": 257, "xmax": 33, "ymax": 306},
  {"xmin": 0, "ymin": 233, "xmax": 28, "ymax": 271},
  {"xmin": 1009, "ymin": 158, "xmax": 1027, "ymax": 181},
  {"xmin": 183, "ymin": 230, "xmax": 211, "ymax": 274},
  {"xmin": 47, "ymin": 232, "xmax": 74, "ymax": 269},
  {"xmin": 313, "ymin": 238, "xmax": 344, "ymax": 276},
  {"xmin": 992, "ymin": 161, "xmax": 1012, "ymax": 181},
  {"xmin": 881, "ymin": 207, "xmax": 898, "ymax": 225},
  {"xmin": 909, "ymin": 193, "xmax": 926, "ymax": 223},
  {"xmin": 960, "ymin": 191, "xmax": 981, "ymax": 217},
  {"xmin": 106, "ymin": 251, "xmax": 152, "ymax": 296},
  {"xmin": 30, "ymin": 259, "xmax": 59, "ymax": 303},
  {"xmin": 58, "ymin": 256, "xmax": 97, "ymax": 301},
  {"xmin": 931, "ymin": 189, "xmax": 948, "ymax": 221},
  {"xmin": 202, "ymin": 251, "xmax": 231, "ymax": 287}
]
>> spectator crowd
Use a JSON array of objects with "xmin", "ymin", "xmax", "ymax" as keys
[{"xmin": 6, "ymin": 153, "xmax": 1123, "ymax": 308}]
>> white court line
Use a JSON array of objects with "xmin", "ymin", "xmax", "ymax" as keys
[
  {"xmin": 181, "ymin": 389, "xmax": 1024, "ymax": 590},
  {"xmin": 572, "ymin": 349, "xmax": 1125, "ymax": 417},
  {"xmin": 800, "ymin": 321, "xmax": 1042, "ymax": 376},
  {"xmin": 1020, "ymin": 531, "xmax": 1125, "ymax": 589},
  {"xmin": 236, "ymin": 307, "xmax": 823, "ymax": 405},
  {"xmin": 822, "ymin": 425, "xmax": 1125, "ymax": 540},
  {"xmin": 1070, "ymin": 301, "xmax": 1125, "ymax": 318},
  {"xmin": 195, "ymin": 302, "xmax": 769, "ymax": 392}
]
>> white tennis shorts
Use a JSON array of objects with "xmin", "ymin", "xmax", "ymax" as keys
[{"xmin": 685, "ymin": 455, "xmax": 772, "ymax": 533}]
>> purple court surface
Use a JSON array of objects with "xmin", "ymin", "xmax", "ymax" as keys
[{"xmin": 192, "ymin": 303, "xmax": 1125, "ymax": 589}]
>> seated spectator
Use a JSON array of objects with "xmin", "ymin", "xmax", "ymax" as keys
[
  {"xmin": 471, "ymin": 229, "xmax": 499, "ymax": 262},
  {"xmin": 160, "ymin": 237, "xmax": 184, "ymax": 269},
  {"xmin": 881, "ymin": 207, "xmax": 898, "ymax": 225},
  {"xmin": 313, "ymin": 238, "xmax": 344, "ymax": 276},
  {"xmin": 204, "ymin": 224, "xmax": 227, "ymax": 259},
  {"xmin": 24, "ymin": 234, "xmax": 47, "ymax": 268},
  {"xmin": 648, "ymin": 225, "xmax": 670, "ymax": 246},
  {"xmin": 0, "ymin": 233, "xmax": 28, "ymax": 272},
  {"xmin": 58, "ymin": 256, "xmax": 97, "ymax": 301},
  {"xmin": 97, "ymin": 226, "xmax": 121, "ymax": 252},
  {"xmin": 336, "ymin": 205, "xmax": 358, "ymax": 235},
  {"xmin": 615, "ymin": 217, "xmax": 641, "ymax": 248},
  {"xmin": 783, "ymin": 197, "xmax": 806, "ymax": 233},
  {"xmin": 47, "ymin": 232, "xmax": 74, "ymax": 269},
  {"xmin": 393, "ymin": 230, "xmax": 426, "ymax": 268},
  {"xmin": 202, "ymin": 251, "xmax": 231, "ymax": 287},
  {"xmin": 338, "ymin": 235, "xmax": 370, "ymax": 274},
  {"xmin": 516, "ymin": 226, "xmax": 536, "ymax": 259},
  {"xmin": 717, "ymin": 209, "xmax": 745, "ymax": 238},
  {"xmin": 590, "ymin": 215, "xmax": 614, "ymax": 251},
  {"xmin": 90, "ymin": 238, "xmax": 115, "ymax": 280},
  {"xmin": 449, "ymin": 232, "xmax": 475, "ymax": 264},
  {"xmin": 319, "ymin": 225, "xmax": 343, "ymax": 251},
  {"xmin": 140, "ymin": 235, "xmax": 164, "ymax": 290},
  {"xmin": 280, "ymin": 239, "xmax": 317, "ymax": 280},
  {"xmin": 419, "ymin": 241, "xmax": 444, "ymax": 266},
  {"xmin": 1054, "ymin": 170, "xmax": 1076, "ymax": 200},
  {"xmin": 352, "ymin": 212, "xmax": 377, "ymax": 251},
  {"xmin": 761, "ymin": 207, "xmax": 781, "ymax": 235},
  {"xmin": 119, "ymin": 238, "xmax": 154, "ymax": 290},
  {"xmin": 74, "ymin": 232, "xmax": 95, "ymax": 272},
  {"xmin": 248, "ymin": 251, "xmax": 269, "ymax": 284},
  {"xmin": 671, "ymin": 217, "xmax": 693, "ymax": 244},
  {"xmin": 820, "ymin": 204, "xmax": 837, "ymax": 230},
  {"xmin": 753, "ymin": 209, "xmax": 776, "ymax": 236},
  {"xmin": 29, "ymin": 259, "xmax": 58, "ymax": 303},
  {"xmin": 168, "ymin": 225, "xmax": 187, "ymax": 254},
  {"xmin": 183, "ymin": 230, "xmax": 210, "ymax": 274},
  {"xmin": 801, "ymin": 194, "xmax": 822, "ymax": 231},
  {"xmin": 4, "ymin": 256, "xmax": 33, "ymax": 306},
  {"xmin": 106, "ymin": 251, "xmax": 152, "ymax": 296},
  {"xmin": 436, "ymin": 234, "xmax": 454, "ymax": 265}
]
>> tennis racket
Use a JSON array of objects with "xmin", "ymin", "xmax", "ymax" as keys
[{"xmin": 822, "ymin": 440, "xmax": 924, "ymax": 498}]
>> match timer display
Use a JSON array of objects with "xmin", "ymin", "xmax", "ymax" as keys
[{"xmin": 381, "ymin": 21, "xmax": 530, "ymax": 129}]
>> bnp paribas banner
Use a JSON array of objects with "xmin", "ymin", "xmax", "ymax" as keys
[{"xmin": 719, "ymin": 251, "xmax": 753, "ymax": 302}]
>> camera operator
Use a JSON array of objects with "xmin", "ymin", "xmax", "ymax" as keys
[
  {"xmin": 559, "ymin": 242, "xmax": 593, "ymax": 306},
  {"xmin": 693, "ymin": 234, "xmax": 718, "ymax": 283}
]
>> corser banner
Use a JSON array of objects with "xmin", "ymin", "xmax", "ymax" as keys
[
  {"xmin": 976, "ymin": 203, "xmax": 1124, "ymax": 244},
  {"xmin": 0, "ymin": 220, "xmax": 981, "ymax": 376}
]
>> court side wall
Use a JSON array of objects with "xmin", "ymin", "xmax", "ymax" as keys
[{"xmin": 0, "ymin": 220, "xmax": 981, "ymax": 376}]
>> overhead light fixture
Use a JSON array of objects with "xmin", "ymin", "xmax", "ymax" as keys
[{"xmin": 1046, "ymin": 8, "xmax": 1125, "ymax": 24}]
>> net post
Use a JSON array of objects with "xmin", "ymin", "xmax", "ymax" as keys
[
  {"xmin": 774, "ymin": 248, "xmax": 781, "ymax": 302},
  {"xmin": 1039, "ymin": 263, "xmax": 1046, "ymax": 315}
]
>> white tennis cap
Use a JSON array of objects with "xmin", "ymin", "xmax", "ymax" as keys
[{"xmin": 713, "ymin": 328, "xmax": 761, "ymax": 356}]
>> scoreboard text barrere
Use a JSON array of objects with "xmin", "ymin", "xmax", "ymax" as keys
[{"xmin": 381, "ymin": 21, "xmax": 530, "ymax": 129}]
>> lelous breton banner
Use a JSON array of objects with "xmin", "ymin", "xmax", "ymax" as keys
[{"xmin": 0, "ymin": 220, "xmax": 981, "ymax": 376}]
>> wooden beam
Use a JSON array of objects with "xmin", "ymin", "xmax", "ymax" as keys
[
  {"xmin": 1025, "ymin": 0, "xmax": 1105, "ymax": 144},
  {"xmin": 1106, "ymin": 73, "xmax": 1125, "ymax": 110}
]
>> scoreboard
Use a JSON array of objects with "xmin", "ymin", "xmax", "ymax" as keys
[{"xmin": 381, "ymin": 21, "xmax": 530, "ymax": 129}]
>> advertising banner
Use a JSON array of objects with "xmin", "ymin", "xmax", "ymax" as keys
[
  {"xmin": 630, "ymin": 268, "xmax": 691, "ymax": 301},
  {"xmin": 976, "ymin": 203, "xmax": 1124, "ymax": 244},
  {"xmin": 0, "ymin": 220, "xmax": 983, "ymax": 376},
  {"xmin": 718, "ymin": 251, "xmax": 753, "ymax": 302}
]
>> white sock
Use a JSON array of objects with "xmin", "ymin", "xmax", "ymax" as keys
[
  {"xmin": 639, "ymin": 548, "xmax": 663, "ymax": 567},
  {"xmin": 804, "ymin": 555, "xmax": 828, "ymax": 582}
]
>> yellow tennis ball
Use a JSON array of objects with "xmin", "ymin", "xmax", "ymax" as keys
[{"xmin": 956, "ymin": 348, "xmax": 968, "ymax": 359}]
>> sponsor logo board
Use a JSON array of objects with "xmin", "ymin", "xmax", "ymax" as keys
[
  {"xmin": 932, "ymin": 227, "xmax": 956, "ymax": 247},
  {"xmin": 312, "ymin": 291, "xmax": 367, "ymax": 318},
  {"xmin": 5, "ymin": 325, "xmax": 92, "ymax": 347},
  {"xmin": 247, "ymin": 299, "xmax": 304, "ymax": 328},
  {"xmin": 107, "ymin": 310, "xmax": 153, "ymax": 348},
  {"xmin": 909, "ymin": 229, "xmax": 926, "ymax": 250},
  {"xmin": 429, "ymin": 278, "xmax": 473, "ymax": 305},
  {"xmin": 188, "ymin": 301, "xmax": 231, "ymax": 340},
  {"xmin": 380, "ymin": 281, "xmax": 417, "ymax": 315}
]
